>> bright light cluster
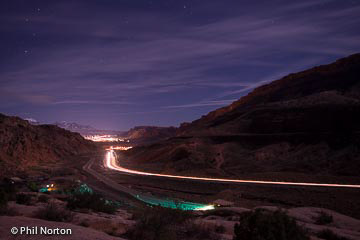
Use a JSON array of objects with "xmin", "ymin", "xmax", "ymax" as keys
[{"xmin": 84, "ymin": 135, "xmax": 130, "ymax": 142}]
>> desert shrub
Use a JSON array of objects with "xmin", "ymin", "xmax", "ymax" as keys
[
  {"xmin": 67, "ymin": 192, "xmax": 117, "ymax": 214},
  {"xmin": 127, "ymin": 206, "xmax": 192, "ymax": 240},
  {"xmin": 89, "ymin": 220, "xmax": 125, "ymax": 237},
  {"xmin": 27, "ymin": 182, "xmax": 38, "ymax": 192},
  {"xmin": 51, "ymin": 167, "xmax": 75, "ymax": 177},
  {"xmin": 1, "ymin": 179, "xmax": 17, "ymax": 200},
  {"xmin": 215, "ymin": 224, "xmax": 226, "ymax": 234},
  {"xmin": 35, "ymin": 202, "xmax": 74, "ymax": 222},
  {"xmin": 317, "ymin": 229, "xmax": 349, "ymax": 240},
  {"xmin": 0, "ymin": 206, "xmax": 19, "ymax": 216},
  {"xmin": 0, "ymin": 189, "xmax": 19, "ymax": 216},
  {"xmin": 0, "ymin": 189, "xmax": 9, "ymax": 215},
  {"xmin": 233, "ymin": 209, "xmax": 309, "ymax": 240},
  {"xmin": 0, "ymin": 189, "xmax": 8, "ymax": 208},
  {"xmin": 2, "ymin": 206, "xmax": 18, "ymax": 216},
  {"xmin": 183, "ymin": 222, "xmax": 218, "ymax": 240},
  {"xmin": 80, "ymin": 220, "xmax": 90, "ymax": 227},
  {"xmin": 203, "ymin": 208, "xmax": 240, "ymax": 217},
  {"xmin": 38, "ymin": 194, "xmax": 49, "ymax": 203},
  {"xmin": 314, "ymin": 211, "xmax": 333, "ymax": 225},
  {"xmin": 172, "ymin": 147, "xmax": 190, "ymax": 161},
  {"xmin": 106, "ymin": 226, "xmax": 119, "ymax": 236},
  {"xmin": 15, "ymin": 193, "xmax": 32, "ymax": 205}
]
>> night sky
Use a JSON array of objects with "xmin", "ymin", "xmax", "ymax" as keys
[{"xmin": 1, "ymin": 0, "xmax": 360, "ymax": 130}]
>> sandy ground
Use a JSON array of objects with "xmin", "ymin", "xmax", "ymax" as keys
[
  {"xmin": 0, "ymin": 216, "xmax": 125, "ymax": 240},
  {"xmin": 2, "ymin": 197, "xmax": 360, "ymax": 240},
  {"xmin": 1, "ymin": 200, "xmax": 134, "ymax": 240},
  {"xmin": 196, "ymin": 206, "xmax": 360, "ymax": 240}
]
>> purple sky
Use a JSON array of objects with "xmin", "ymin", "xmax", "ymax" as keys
[{"xmin": 1, "ymin": 0, "xmax": 360, "ymax": 130}]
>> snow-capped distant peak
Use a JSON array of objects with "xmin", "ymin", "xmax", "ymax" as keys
[{"xmin": 24, "ymin": 118, "xmax": 39, "ymax": 124}]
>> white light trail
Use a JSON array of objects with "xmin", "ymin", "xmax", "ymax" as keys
[
  {"xmin": 107, "ymin": 146, "xmax": 133, "ymax": 151},
  {"xmin": 105, "ymin": 149, "xmax": 360, "ymax": 189},
  {"xmin": 197, "ymin": 205, "xmax": 215, "ymax": 211}
]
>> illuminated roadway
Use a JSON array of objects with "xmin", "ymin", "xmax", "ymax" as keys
[
  {"xmin": 106, "ymin": 149, "xmax": 360, "ymax": 189},
  {"xmin": 83, "ymin": 151, "xmax": 214, "ymax": 210}
]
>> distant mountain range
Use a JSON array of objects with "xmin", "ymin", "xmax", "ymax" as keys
[
  {"xmin": 52, "ymin": 121, "xmax": 127, "ymax": 137},
  {"xmin": 54, "ymin": 121, "xmax": 96, "ymax": 133},
  {"xmin": 124, "ymin": 53, "xmax": 360, "ymax": 179},
  {"xmin": 54, "ymin": 121, "xmax": 176, "ymax": 143},
  {"xmin": 24, "ymin": 118, "xmax": 40, "ymax": 125},
  {"xmin": 24, "ymin": 118, "xmax": 177, "ymax": 143}
]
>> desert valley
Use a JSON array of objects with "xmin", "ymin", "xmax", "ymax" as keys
[{"xmin": 1, "ymin": 1, "xmax": 360, "ymax": 239}]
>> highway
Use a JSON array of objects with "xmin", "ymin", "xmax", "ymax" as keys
[
  {"xmin": 83, "ymin": 152, "xmax": 214, "ymax": 210},
  {"xmin": 105, "ymin": 149, "xmax": 360, "ymax": 189}
]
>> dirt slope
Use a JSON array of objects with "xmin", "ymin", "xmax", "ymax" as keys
[{"xmin": 0, "ymin": 114, "xmax": 97, "ymax": 176}]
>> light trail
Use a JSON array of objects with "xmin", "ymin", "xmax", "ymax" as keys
[
  {"xmin": 105, "ymin": 150, "xmax": 360, "ymax": 189},
  {"xmin": 108, "ymin": 146, "xmax": 133, "ymax": 151}
]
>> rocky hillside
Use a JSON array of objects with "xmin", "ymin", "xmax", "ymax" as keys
[
  {"xmin": 179, "ymin": 53, "xmax": 360, "ymax": 136},
  {"xmin": 0, "ymin": 114, "xmax": 97, "ymax": 176},
  {"xmin": 123, "ymin": 54, "xmax": 360, "ymax": 179},
  {"xmin": 124, "ymin": 126, "xmax": 177, "ymax": 143}
]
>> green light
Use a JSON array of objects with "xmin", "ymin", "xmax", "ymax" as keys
[
  {"xmin": 135, "ymin": 194, "xmax": 213, "ymax": 211},
  {"xmin": 75, "ymin": 184, "xmax": 93, "ymax": 194},
  {"xmin": 39, "ymin": 188, "xmax": 48, "ymax": 193}
]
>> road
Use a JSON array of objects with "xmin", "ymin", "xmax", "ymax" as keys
[
  {"xmin": 106, "ymin": 149, "xmax": 360, "ymax": 189},
  {"xmin": 83, "ymin": 152, "xmax": 214, "ymax": 210}
]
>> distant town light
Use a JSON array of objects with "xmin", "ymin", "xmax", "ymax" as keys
[{"xmin": 84, "ymin": 134, "xmax": 128, "ymax": 142}]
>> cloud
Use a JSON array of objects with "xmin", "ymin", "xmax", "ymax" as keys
[
  {"xmin": 52, "ymin": 100, "xmax": 133, "ymax": 105},
  {"xmin": 163, "ymin": 99, "xmax": 238, "ymax": 109},
  {"xmin": 0, "ymin": 0, "xmax": 359, "ymax": 128},
  {"xmin": 0, "ymin": 89, "xmax": 53, "ymax": 105}
]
